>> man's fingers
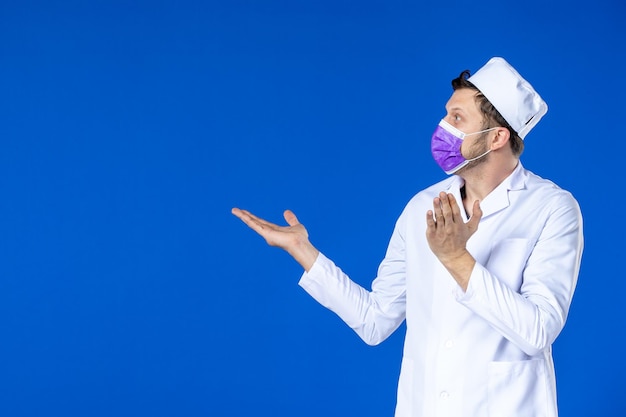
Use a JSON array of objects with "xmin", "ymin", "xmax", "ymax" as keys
[
  {"xmin": 231, "ymin": 207, "xmax": 243, "ymax": 218},
  {"xmin": 426, "ymin": 209, "xmax": 436, "ymax": 229},
  {"xmin": 283, "ymin": 209, "xmax": 299, "ymax": 226},
  {"xmin": 473, "ymin": 200, "xmax": 482, "ymax": 216},
  {"xmin": 241, "ymin": 209, "xmax": 276, "ymax": 227},
  {"xmin": 438, "ymin": 192, "xmax": 455, "ymax": 223},
  {"xmin": 233, "ymin": 207, "xmax": 298, "ymax": 235},
  {"xmin": 433, "ymin": 196, "xmax": 445, "ymax": 225},
  {"xmin": 447, "ymin": 193, "xmax": 462, "ymax": 223},
  {"xmin": 232, "ymin": 208, "xmax": 272, "ymax": 234},
  {"xmin": 232, "ymin": 207, "xmax": 256, "ymax": 225},
  {"xmin": 467, "ymin": 200, "xmax": 483, "ymax": 232},
  {"xmin": 231, "ymin": 208, "xmax": 255, "ymax": 225}
]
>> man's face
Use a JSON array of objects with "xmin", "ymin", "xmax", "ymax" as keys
[{"xmin": 443, "ymin": 88, "xmax": 491, "ymax": 169}]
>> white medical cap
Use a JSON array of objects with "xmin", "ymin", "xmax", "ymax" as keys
[{"xmin": 468, "ymin": 57, "xmax": 547, "ymax": 139}]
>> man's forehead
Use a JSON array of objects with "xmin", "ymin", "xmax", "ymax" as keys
[{"xmin": 445, "ymin": 89, "xmax": 481, "ymax": 112}]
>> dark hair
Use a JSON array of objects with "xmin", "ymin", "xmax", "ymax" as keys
[{"xmin": 451, "ymin": 70, "xmax": 524, "ymax": 156}]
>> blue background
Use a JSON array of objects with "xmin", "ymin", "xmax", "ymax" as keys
[{"xmin": 0, "ymin": 1, "xmax": 623, "ymax": 416}]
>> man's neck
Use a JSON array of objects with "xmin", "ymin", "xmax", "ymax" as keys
[{"xmin": 460, "ymin": 159, "xmax": 518, "ymax": 216}]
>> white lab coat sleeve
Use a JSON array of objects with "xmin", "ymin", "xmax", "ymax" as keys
[
  {"xmin": 298, "ymin": 216, "xmax": 407, "ymax": 346},
  {"xmin": 455, "ymin": 193, "xmax": 583, "ymax": 356}
]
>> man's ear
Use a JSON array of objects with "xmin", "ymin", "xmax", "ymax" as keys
[{"xmin": 490, "ymin": 127, "xmax": 511, "ymax": 151}]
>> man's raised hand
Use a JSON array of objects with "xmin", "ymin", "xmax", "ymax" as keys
[{"xmin": 231, "ymin": 208, "xmax": 319, "ymax": 271}]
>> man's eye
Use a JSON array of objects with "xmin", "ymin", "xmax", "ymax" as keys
[{"xmin": 454, "ymin": 115, "xmax": 461, "ymax": 121}]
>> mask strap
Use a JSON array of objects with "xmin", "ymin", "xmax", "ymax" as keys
[
  {"xmin": 465, "ymin": 148, "xmax": 491, "ymax": 162},
  {"xmin": 465, "ymin": 126, "xmax": 499, "ymax": 137},
  {"xmin": 464, "ymin": 127, "xmax": 498, "ymax": 162}
]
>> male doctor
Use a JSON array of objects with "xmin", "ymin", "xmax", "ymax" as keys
[{"xmin": 232, "ymin": 57, "xmax": 583, "ymax": 417}]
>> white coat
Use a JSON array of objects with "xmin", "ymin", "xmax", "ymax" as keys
[{"xmin": 299, "ymin": 162, "xmax": 584, "ymax": 417}]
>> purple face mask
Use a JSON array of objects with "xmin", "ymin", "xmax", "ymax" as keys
[{"xmin": 431, "ymin": 119, "xmax": 495, "ymax": 174}]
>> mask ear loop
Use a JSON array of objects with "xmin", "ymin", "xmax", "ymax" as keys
[
  {"xmin": 463, "ymin": 126, "xmax": 499, "ymax": 138},
  {"xmin": 463, "ymin": 126, "xmax": 499, "ymax": 162},
  {"xmin": 465, "ymin": 148, "xmax": 491, "ymax": 162}
]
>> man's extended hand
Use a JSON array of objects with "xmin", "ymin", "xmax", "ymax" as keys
[
  {"xmin": 425, "ymin": 192, "xmax": 482, "ymax": 291},
  {"xmin": 231, "ymin": 208, "xmax": 319, "ymax": 271}
]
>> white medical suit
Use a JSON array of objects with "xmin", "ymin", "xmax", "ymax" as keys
[{"xmin": 299, "ymin": 162, "xmax": 583, "ymax": 417}]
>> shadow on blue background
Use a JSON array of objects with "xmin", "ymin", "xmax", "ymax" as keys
[{"xmin": 0, "ymin": 1, "xmax": 623, "ymax": 416}]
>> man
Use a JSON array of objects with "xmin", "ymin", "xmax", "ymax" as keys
[{"xmin": 232, "ymin": 57, "xmax": 583, "ymax": 417}]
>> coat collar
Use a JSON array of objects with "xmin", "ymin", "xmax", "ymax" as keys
[{"xmin": 445, "ymin": 162, "xmax": 527, "ymax": 221}]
